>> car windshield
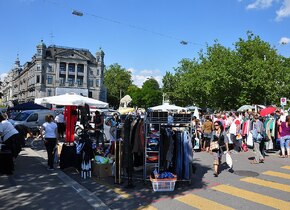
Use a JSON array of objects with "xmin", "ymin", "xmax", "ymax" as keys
[{"xmin": 14, "ymin": 112, "xmax": 31, "ymax": 121}]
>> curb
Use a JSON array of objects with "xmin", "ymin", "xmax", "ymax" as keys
[{"xmin": 26, "ymin": 148, "xmax": 110, "ymax": 210}]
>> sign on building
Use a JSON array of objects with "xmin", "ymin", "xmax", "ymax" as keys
[{"xmin": 280, "ymin": 97, "xmax": 287, "ymax": 106}]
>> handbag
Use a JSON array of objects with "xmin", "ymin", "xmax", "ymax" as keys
[
  {"xmin": 210, "ymin": 141, "xmax": 219, "ymax": 151},
  {"xmin": 226, "ymin": 153, "xmax": 233, "ymax": 168}
]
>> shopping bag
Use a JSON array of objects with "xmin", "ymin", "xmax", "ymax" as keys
[
  {"xmin": 242, "ymin": 142, "xmax": 248, "ymax": 152},
  {"xmin": 246, "ymin": 132, "xmax": 253, "ymax": 147},
  {"xmin": 226, "ymin": 153, "xmax": 233, "ymax": 168},
  {"xmin": 194, "ymin": 137, "xmax": 200, "ymax": 150},
  {"xmin": 227, "ymin": 133, "xmax": 232, "ymax": 144},
  {"xmin": 54, "ymin": 147, "xmax": 59, "ymax": 164},
  {"xmin": 210, "ymin": 141, "xmax": 219, "ymax": 151}
]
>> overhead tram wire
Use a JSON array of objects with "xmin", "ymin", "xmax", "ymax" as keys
[
  {"xmin": 78, "ymin": 10, "xmax": 204, "ymax": 47},
  {"xmin": 44, "ymin": 0, "xmax": 204, "ymax": 47}
]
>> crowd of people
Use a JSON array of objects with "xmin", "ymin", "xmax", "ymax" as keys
[{"xmin": 191, "ymin": 109, "xmax": 290, "ymax": 177}]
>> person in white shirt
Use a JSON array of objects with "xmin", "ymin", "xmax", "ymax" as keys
[
  {"xmin": 55, "ymin": 112, "xmax": 65, "ymax": 139},
  {"xmin": 0, "ymin": 114, "xmax": 21, "ymax": 158},
  {"xmin": 40, "ymin": 114, "xmax": 59, "ymax": 170},
  {"xmin": 229, "ymin": 114, "xmax": 242, "ymax": 153}
]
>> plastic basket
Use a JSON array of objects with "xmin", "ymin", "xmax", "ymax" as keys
[{"xmin": 150, "ymin": 177, "xmax": 177, "ymax": 192}]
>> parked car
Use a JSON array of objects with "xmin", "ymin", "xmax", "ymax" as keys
[{"xmin": 9, "ymin": 109, "xmax": 56, "ymax": 134}]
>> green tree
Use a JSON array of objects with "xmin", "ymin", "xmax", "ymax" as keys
[
  {"xmin": 126, "ymin": 84, "xmax": 143, "ymax": 107},
  {"xmin": 141, "ymin": 77, "xmax": 162, "ymax": 108},
  {"xmin": 104, "ymin": 63, "xmax": 132, "ymax": 108},
  {"xmin": 167, "ymin": 32, "xmax": 290, "ymax": 110}
]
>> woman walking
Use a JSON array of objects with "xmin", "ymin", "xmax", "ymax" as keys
[
  {"xmin": 202, "ymin": 115, "xmax": 213, "ymax": 152},
  {"xmin": 277, "ymin": 115, "xmax": 290, "ymax": 158},
  {"xmin": 40, "ymin": 114, "xmax": 59, "ymax": 170},
  {"xmin": 250, "ymin": 114, "xmax": 265, "ymax": 164},
  {"xmin": 210, "ymin": 121, "xmax": 231, "ymax": 177}
]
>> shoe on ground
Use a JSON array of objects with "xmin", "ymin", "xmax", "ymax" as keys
[
  {"xmin": 214, "ymin": 173, "xmax": 218, "ymax": 177},
  {"xmin": 228, "ymin": 168, "xmax": 234, "ymax": 173}
]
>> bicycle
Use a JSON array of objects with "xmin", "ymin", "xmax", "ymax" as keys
[{"xmin": 30, "ymin": 136, "xmax": 45, "ymax": 149}]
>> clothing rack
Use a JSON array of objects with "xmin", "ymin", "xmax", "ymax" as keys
[{"xmin": 143, "ymin": 111, "xmax": 193, "ymax": 184}]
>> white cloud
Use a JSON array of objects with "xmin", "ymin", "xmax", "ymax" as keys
[
  {"xmin": 276, "ymin": 0, "xmax": 290, "ymax": 21},
  {"xmin": 246, "ymin": 0, "xmax": 274, "ymax": 10},
  {"xmin": 279, "ymin": 37, "xmax": 290, "ymax": 45},
  {"xmin": 0, "ymin": 73, "xmax": 8, "ymax": 81},
  {"xmin": 128, "ymin": 68, "xmax": 163, "ymax": 88}
]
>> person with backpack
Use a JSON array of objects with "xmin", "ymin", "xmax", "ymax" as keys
[{"xmin": 250, "ymin": 114, "xmax": 265, "ymax": 164}]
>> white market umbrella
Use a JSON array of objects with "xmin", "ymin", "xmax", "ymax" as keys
[
  {"xmin": 237, "ymin": 105, "xmax": 254, "ymax": 112},
  {"xmin": 186, "ymin": 105, "xmax": 201, "ymax": 111},
  {"xmin": 35, "ymin": 93, "xmax": 108, "ymax": 108},
  {"xmin": 149, "ymin": 102, "xmax": 187, "ymax": 112}
]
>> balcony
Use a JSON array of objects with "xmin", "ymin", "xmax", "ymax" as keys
[
  {"xmin": 77, "ymin": 72, "xmax": 84, "ymax": 76},
  {"xmin": 60, "ymin": 70, "xmax": 66, "ymax": 75}
]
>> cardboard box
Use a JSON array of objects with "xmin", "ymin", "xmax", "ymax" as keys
[{"xmin": 92, "ymin": 162, "xmax": 112, "ymax": 178}]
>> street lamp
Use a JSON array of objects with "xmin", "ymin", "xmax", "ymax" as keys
[{"xmin": 72, "ymin": 10, "xmax": 83, "ymax": 16}]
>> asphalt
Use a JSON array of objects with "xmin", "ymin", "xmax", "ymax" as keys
[
  {"xmin": 0, "ymin": 140, "xmax": 287, "ymax": 210},
  {"xmin": 0, "ymin": 144, "xmax": 109, "ymax": 210}
]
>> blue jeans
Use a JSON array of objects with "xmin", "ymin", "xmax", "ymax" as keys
[{"xmin": 280, "ymin": 135, "xmax": 290, "ymax": 149}]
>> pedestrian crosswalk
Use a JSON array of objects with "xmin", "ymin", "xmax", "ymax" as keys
[
  {"xmin": 144, "ymin": 165, "xmax": 290, "ymax": 210},
  {"xmin": 262, "ymin": 170, "xmax": 290, "ymax": 179}
]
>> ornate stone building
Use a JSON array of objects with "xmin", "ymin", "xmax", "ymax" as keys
[{"xmin": 1, "ymin": 41, "xmax": 107, "ymax": 107}]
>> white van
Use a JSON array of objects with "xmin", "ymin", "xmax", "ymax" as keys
[{"xmin": 9, "ymin": 109, "xmax": 55, "ymax": 133}]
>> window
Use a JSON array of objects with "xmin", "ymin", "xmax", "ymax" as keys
[
  {"xmin": 47, "ymin": 76, "xmax": 53, "ymax": 84},
  {"xmin": 68, "ymin": 77, "xmax": 74, "ymax": 86},
  {"xmin": 69, "ymin": 64, "xmax": 75, "ymax": 72},
  {"xmin": 60, "ymin": 63, "xmax": 66, "ymax": 71},
  {"xmin": 96, "ymin": 79, "xmax": 100, "ymax": 87},
  {"xmin": 89, "ymin": 91, "xmax": 92, "ymax": 98},
  {"xmin": 59, "ymin": 77, "xmax": 65, "ymax": 85},
  {"xmin": 27, "ymin": 113, "xmax": 38, "ymax": 122},
  {"xmin": 90, "ymin": 70, "xmax": 93, "ymax": 75},
  {"xmin": 97, "ymin": 69, "xmax": 99, "ymax": 76},
  {"xmin": 48, "ymin": 65, "xmax": 53, "ymax": 72},
  {"xmin": 48, "ymin": 89, "xmax": 52, "ymax": 96},
  {"xmin": 77, "ymin": 64, "xmax": 84, "ymax": 73},
  {"xmin": 89, "ymin": 79, "xmax": 93, "ymax": 87},
  {"xmin": 37, "ymin": 64, "xmax": 41, "ymax": 70},
  {"xmin": 36, "ymin": 75, "xmax": 40, "ymax": 83},
  {"xmin": 77, "ymin": 78, "xmax": 83, "ymax": 86}
]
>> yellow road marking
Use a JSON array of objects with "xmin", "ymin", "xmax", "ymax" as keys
[
  {"xmin": 176, "ymin": 194, "xmax": 234, "ymax": 210},
  {"xmin": 262, "ymin": 171, "xmax": 290, "ymax": 180},
  {"xmin": 137, "ymin": 206, "xmax": 158, "ymax": 210},
  {"xmin": 212, "ymin": 185, "xmax": 290, "ymax": 210},
  {"xmin": 281, "ymin": 166, "xmax": 290, "ymax": 170},
  {"xmin": 240, "ymin": 177, "xmax": 290, "ymax": 192}
]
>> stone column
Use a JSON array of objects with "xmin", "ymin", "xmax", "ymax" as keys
[
  {"xmin": 65, "ymin": 63, "xmax": 69, "ymax": 84},
  {"xmin": 56, "ymin": 60, "xmax": 60, "ymax": 84},
  {"xmin": 84, "ymin": 63, "xmax": 88, "ymax": 86},
  {"xmin": 74, "ymin": 63, "xmax": 78, "ymax": 86}
]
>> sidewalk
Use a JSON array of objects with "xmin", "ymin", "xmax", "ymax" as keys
[{"xmin": 0, "ymin": 147, "xmax": 109, "ymax": 210}]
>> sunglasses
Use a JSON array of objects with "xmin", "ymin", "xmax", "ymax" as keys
[{"xmin": 214, "ymin": 124, "xmax": 219, "ymax": 126}]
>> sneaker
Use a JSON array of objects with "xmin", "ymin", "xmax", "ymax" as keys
[{"xmin": 228, "ymin": 168, "xmax": 234, "ymax": 173}]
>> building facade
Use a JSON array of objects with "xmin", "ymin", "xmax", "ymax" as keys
[{"xmin": 1, "ymin": 41, "xmax": 107, "ymax": 107}]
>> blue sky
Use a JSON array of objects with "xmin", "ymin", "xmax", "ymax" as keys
[{"xmin": 0, "ymin": 0, "xmax": 289, "ymax": 87}]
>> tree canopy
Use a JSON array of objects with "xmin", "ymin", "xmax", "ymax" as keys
[
  {"xmin": 104, "ymin": 63, "xmax": 132, "ymax": 108},
  {"xmin": 162, "ymin": 32, "xmax": 290, "ymax": 110}
]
